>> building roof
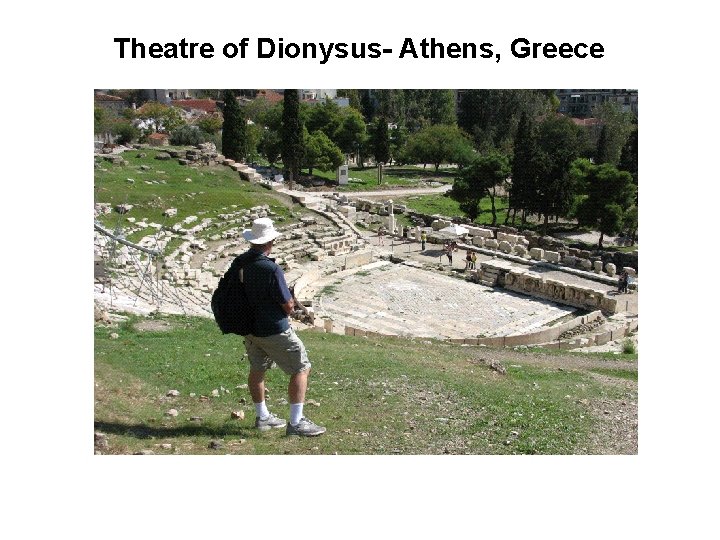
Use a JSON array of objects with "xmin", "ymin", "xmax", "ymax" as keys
[
  {"xmin": 255, "ymin": 89, "xmax": 284, "ymax": 103},
  {"xmin": 94, "ymin": 92, "xmax": 125, "ymax": 102},
  {"xmin": 148, "ymin": 132, "xmax": 169, "ymax": 140},
  {"xmin": 171, "ymin": 99, "xmax": 218, "ymax": 114},
  {"xmin": 570, "ymin": 117, "xmax": 601, "ymax": 127}
]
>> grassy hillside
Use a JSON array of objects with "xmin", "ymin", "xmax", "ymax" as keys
[
  {"xmin": 95, "ymin": 314, "xmax": 637, "ymax": 455},
  {"xmin": 94, "ymin": 148, "xmax": 295, "ymax": 242}
]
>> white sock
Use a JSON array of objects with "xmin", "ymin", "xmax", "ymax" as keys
[
  {"xmin": 255, "ymin": 401, "xmax": 269, "ymax": 419},
  {"xmin": 290, "ymin": 403, "xmax": 304, "ymax": 425}
]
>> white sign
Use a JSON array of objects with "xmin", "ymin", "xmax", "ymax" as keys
[{"xmin": 337, "ymin": 165, "xmax": 349, "ymax": 185}]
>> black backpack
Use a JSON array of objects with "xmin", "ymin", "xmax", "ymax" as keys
[{"xmin": 211, "ymin": 254, "xmax": 257, "ymax": 335}]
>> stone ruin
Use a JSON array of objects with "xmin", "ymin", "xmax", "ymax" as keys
[
  {"xmin": 95, "ymin": 202, "xmax": 362, "ymax": 305},
  {"xmin": 155, "ymin": 142, "xmax": 224, "ymax": 167},
  {"xmin": 322, "ymin": 195, "xmax": 639, "ymax": 278}
]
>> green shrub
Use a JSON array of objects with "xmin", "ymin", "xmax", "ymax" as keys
[
  {"xmin": 170, "ymin": 125, "xmax": 209, "ymax": 146},
  {"xmin": 112, "ymin": 121, "xmax": 140, "ymax": 145},
  {"xmin": 622, "ymin": 339, "xmax": 636, "ymax": 355}
]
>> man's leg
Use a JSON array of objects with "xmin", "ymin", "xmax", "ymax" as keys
[
  {"xmin": 289, "ymin": 369, "xmax": 309, "ymax": 404},
  {"xmin": 245, "ymin": 334, "xmax": 286, "ymax": 430},
  {"xmin": 248, "ymin": 369, "xmax": 266, "ymax": 408},
  {"xmin": 288, "ymin": 369, "xmax": 309, "ymax": 425},
  {"xmin": 286, "ymin": 368, "xmax": 325, "ymax": 436}
]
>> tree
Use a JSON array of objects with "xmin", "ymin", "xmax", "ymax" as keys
[
  {"xmin": 303, "ymin": 130, "xmax": 344, "ymax": 175},
  {"xmin": 508, "ymin": 111, "xmax": 537, "ymax": 224},
  {"xmin": 221, "ymin": 90, "xmax": 247, "ymax": 162},
  {"xmin": 623, "ymin": 204, "xmax": 638, "ymax": 245},
  {"xmin": 337, "ymin": 89, "xmax": 362, "ymax": 110},
  {"xmin": 375, "ymin": 90, "xmax": 405, "ymax": 124},
  {"xmin": 458, "ymin": 90, "xmax": 555, "ymax": 151},
  {"xmin": 400, "ymin": 89, "xmax": 456, "ymax": 131},
  {"xmin": 534, "ymin": 115, "xmax": 583, "ymax": 234},
  {"xmin": 372, "ymin": 116, "xmax": 391, "ymax": 166},
  {"xmin": 595, "ymin": 125, "xmax": 612, "ymax": 164},
  {"xmin": 170, "ymin": 125, "xmax": 209, "ymax": 146},
  {"xmin": 306, "ymin": 98, "xmax": 342, "ymax": 139},
  {"xmin": 426, "ymin": 90, "xmax": 457, "ymax": 126},
  {"xmin": 450, "ymin": 152, "xmax": 510, "ymax": 224},
  {"xmin": 136, "ymin": 101, "xmax": 185, "ymax": 133},
  {"xmin": 245, "ymin": 123, "xmax": 263, "ymax": 164},
  {"xmin": 590, "ymin": 101, "xmax": 635, "ymax": 166},
  {"xmin": 618, "ymin": 127, "xmax": 638, "ymax": 185},
  {"xmin": 259, "ymin": 129, "xmax": 282, "ymax": 171},
  {"xmin": 572, "ymin": 160, "xmax": 637, "ymax": 247},
  {"xmin": 113, "ymin": 121, "xmax": 140, "ymax": 145},
  {"xmin": 334, "ymin": 107, "xmax": 367, "ymax": 156},
  {"xmin": 403, "ymin": 124, "xmax": 474, "ymax": 172},
  {"xmin": 197, "ymin": 114, "xmax": 223, "ymax": 134},
  {"xmin": 389, "ymin": 123, "xmax": 410, "ymax": 164},
  {"xmin": 281, "ymin": 89, "xmax": 304, "ymax": 189}
]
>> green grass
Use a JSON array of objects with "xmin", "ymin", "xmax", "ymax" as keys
[
  {"xmin": 396, "ymin": 193, "xmax": 510, "ymax": 226},
  {"xmin": 94, "ymin": 148, "xmax": 295, "ymax": 242},
  {"xmin": 310, "ymin": 165, "xmax": 455, "ymax": 192},
  {"xmin": 95, "ymin": 314, "xmax": 636, "ymax": 455},
  {"xmin": 589, "ymin": 368, "xmax": 638, "ymax": 382}
]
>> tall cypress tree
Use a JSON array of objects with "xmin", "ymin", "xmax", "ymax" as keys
[
  {"xmin": 595, "ymin": 124, "xmax": 611, "ymax": 165},
  {"xmin": 221, "ymin": 90, "xmax": 247, "ymax": 162},
  {"xmin": 509, "ymin": 111, "xmax": 536, "ymax": 224},
  {"xmin": 281, "ymin": 89, "xmax": 303, "ymax": 189},
  {"xmin": 373, "ymin": 116, "xmax": 390, "ymax": 165},
  {"xmin": 618, "ymin": 127, "xmax": 638, "ymax": 185}
]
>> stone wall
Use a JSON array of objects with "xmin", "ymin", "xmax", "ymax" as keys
[
  {"xmin": 340, "ymin": 310, "xmax": 607, "ymax": 348},
  {"xmin": 503, "ymin": 268, "xmax": 618, "ymax": 314}
]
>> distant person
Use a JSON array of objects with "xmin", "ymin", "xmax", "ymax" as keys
[
  {"xmin": 421, "ymin": 231, "xmax": 427, "ymax": 251},
  {"xmin": 239, "ymin": 218, "xmax": 326, "ymax": 437},
  {"xmin": 618, "ymin": 271, "xmax": 628, "ymax": 294},
  {"xmin": 471, "ymin": 251, "xmax": 477, "ymax": 270},
  {"xmin": 465, "ymin": 250, "xmax": 472, "ymax": 270},
  {"xmin": 378, "ymin": 226, "xmax": 385, "ymax": 246},
  {"xmin": 446, "ymin": 242, "xmax": 454, "ymax": 267}
]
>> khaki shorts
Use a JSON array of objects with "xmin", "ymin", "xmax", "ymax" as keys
[{"xmin": 244, "ymin": 327, "xmax": 311, "ymax": 375}]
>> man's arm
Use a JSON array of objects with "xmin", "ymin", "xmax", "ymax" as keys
[
  {"xmin": 281, "ymin": 297, "xmax": 295, "ymax": 315},
  {"xmin": 272, "ymin": 265, "xmax": 294, "ymax": 315}
]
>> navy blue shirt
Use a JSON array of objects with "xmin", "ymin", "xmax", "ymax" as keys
[{"xmin": 238, "ymin": 247, "xmax": 292, "ymax": 337}]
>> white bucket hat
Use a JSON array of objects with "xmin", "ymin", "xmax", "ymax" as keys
[{"xmin": 242, "ymin": 217, "xmax": 282, "ymax": 244}]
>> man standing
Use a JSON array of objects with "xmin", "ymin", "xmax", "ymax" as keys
[
  {"xmin": 240, "ymin": 218, "xmax": 326, "ymax": 437},
  {"xmin": 420, "ymin": 231, "xmax": 427, "ymax": 251}
]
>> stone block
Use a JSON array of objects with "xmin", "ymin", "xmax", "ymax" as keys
[
  {"xmin": 595, "ymin": 331, "xmax": 612, "ymax": 346},
  {"xmin": 530, "ymin": 247, "xmax": 544, "ymax": 261},
  {"xmin": 605, "ymin": 262, "xmax": 617, "ymax": 276},
  {"xmin": 545, "ymin": 251, "xmax": 560, "ymax": 264},
  {"xmin": 485, "ymin": 239, "xmax": 499, "ymax": 250},
  {"xmin": 600, "ymin": 296, "xmax": 618, "ymax": 314},
  {"xmin": 562, "ymin": 255, "xmax": 578, "ymax": 267},
  {"xmin": 623, "ymin": 267, "xmax": 637, "ymax": 277},
  {"xmin": 497, "ymin": 232, "xmax": 520, "ymax": 245},
  {"xmin": 498, "ymin": 240, "xmax": 513, "ymax": 253},
  {"xmin": 472, "ymin": 236, "xmax": 485, "ymax": 247},
  {"xmin": 513, "ymin": 245, "xmax": 528, "ymax": 257},
  {"xmin": 593, "ymin": 260, "xmax": 604, "ymax": 273},
  {"xmin": 337, "ymin": 205, "xmax": 356, "ymax": 219},
  {"xmin": 431, "ymin": 219, "xmax": 451, "ymax": 231}
]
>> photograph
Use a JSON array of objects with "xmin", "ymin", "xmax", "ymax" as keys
[{"xmin": 93, "ymin": 88, "xmax": 639, "ymax": 455}]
